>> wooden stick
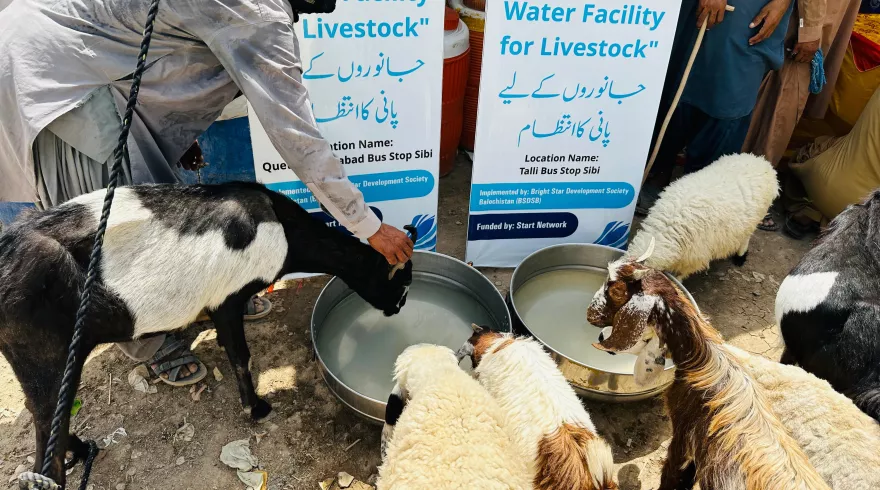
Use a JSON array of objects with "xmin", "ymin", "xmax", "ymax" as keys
[{"xmin": 642, "ymin": 5, "xmax": 736, "ymax": 186}]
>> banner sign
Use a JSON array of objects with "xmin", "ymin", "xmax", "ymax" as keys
[
  {"xmin": 249, "ymin": 0, "xmax": 443, "ymax": 265},
  {"xmin": 465, "ymin": 0, "xmax": 681, "ymax": 267}
]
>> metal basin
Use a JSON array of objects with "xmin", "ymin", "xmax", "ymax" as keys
[
  {"xmin": 311, "ymin": 251, "xmax": 511, "ymax": 424},
  {"xmin": 509, "ymin": 243, "xmax": 697, "ymax": 402}
]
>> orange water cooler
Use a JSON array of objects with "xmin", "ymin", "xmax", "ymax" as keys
[
  {"xmin": 449, "ymin": 0, "xmax": 485, "ymax": 152},
  {"xmin": 440, "ymin": 7, "xmax": 470, "ymax": 177}
]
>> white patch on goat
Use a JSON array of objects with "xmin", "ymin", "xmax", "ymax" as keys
[
  {"xmin": 633, "ymin": 335, "xmax": 666, "ymax": 386},
  {"xmin": 775, "ymin": 272, "xmax": 838, "ymax": 325},
  {"xmin": 590, "ymin": 283, "xmax": 608, "ymax": 312},
  {"xmin": 71, "ymin": 189, "xmax": 287, "ymax": 337}
]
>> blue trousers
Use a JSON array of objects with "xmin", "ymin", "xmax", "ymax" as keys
[{"xmin": 654, "ymin": 102, "xmax": 753, "ymax": 175}]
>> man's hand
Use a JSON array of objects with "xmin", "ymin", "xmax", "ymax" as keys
[
  {"xmin": 368, "ymin": 223, "xmax": 414, "ymax": 265},
  {"xmin": 178, "ymin": 140, "xmax": 206, "ymax": 171},
  {"xmin": 697, "ymin": 0, "xmax": 728, "ymax": 29},
  {"xmin": 749, "ymin": 0, "xmax": 791, "ymax": 45},
  {"xmin": 792, "ymin": 39, "xmax": 820, "ymax": 63}
]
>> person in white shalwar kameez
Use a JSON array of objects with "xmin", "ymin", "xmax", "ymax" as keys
[{"xmin": 0, "ymin": 0, "xmax": 414, "ymax": 386}]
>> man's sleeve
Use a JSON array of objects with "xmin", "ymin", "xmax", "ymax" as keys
[
  {"xmin": 797, "ymin": 0, "xmax": 826, "ymax": 44},
  {"xmin": 204, "ymin": 21, "xmax": 381, "ymax": 239}
]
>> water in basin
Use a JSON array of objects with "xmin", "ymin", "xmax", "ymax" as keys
[
  {"xmin": 513, "ymin": 267, "xmax": 673, "ymax": 374},
  {"xmin": 316, "ymin": 274, "xmax": 495, "ymax": 401}
]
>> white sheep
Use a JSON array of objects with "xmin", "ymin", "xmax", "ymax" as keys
[
  {"xmin": 628, "ymin": 153, "xmax": 779, "ymax": 279},
  {"xmin": 458, "ymin": 328, "xmax": 618, "ymax": 490},
  {"xmin": 724, "ymin": 345, "xmax": 880, "ymax": 489},
  {"xmin": 377, "ymin": 344, "xmax": 531, "ymax": 490}
]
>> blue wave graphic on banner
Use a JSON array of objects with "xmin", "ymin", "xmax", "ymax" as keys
[
  {"xmin": 410, "ymin": 214, "xmax": 437, "ymax": 251},
  {"xmin": 593, "ymin": 221, "xmax": 629, "ymax": 249}
]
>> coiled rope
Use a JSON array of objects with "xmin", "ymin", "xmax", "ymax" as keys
[{"xmin": 19, "ymin": 0, "xmax": 161, "ymax": 488}]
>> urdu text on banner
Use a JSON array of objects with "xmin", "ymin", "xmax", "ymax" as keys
[{"xmin": 466, "ymin": 0, "xmax": 682, "ymax": 267}]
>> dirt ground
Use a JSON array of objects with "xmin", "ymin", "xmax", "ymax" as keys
[{"xmin": 0, "ymin": 155, "xmax": 813, "ymax": 490}]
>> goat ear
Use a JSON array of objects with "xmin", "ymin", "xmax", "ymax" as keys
[
  {"xmin": 635, "ymin": 236, "xmax": 656, "ymax": 263},
  {"xmin": 470, "ymin": 323, "xmax": 486, "ymax": 333},
  {"xmin": 455, "ymin": 341, "xmax": 475, "ymax": 363},
  {"xmin": 633, "ymin": 335, "xmax": 667, "ymax": 386},
  {"xmin": 594, "ymin": 293, "xmax": 658, "ymax": 353}
]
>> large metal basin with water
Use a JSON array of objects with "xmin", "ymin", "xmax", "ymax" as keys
[
  {"xmin": 509, "ymin": 243, "xmax": 697, "ymax": 402},
  {"xmin": 311, "ymin": 251, "xmax": 511, "ymax": 424}
]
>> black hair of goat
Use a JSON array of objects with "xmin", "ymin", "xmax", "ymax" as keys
[
  {"xmin": 0, "ymin": 182, "xmax": 411, "ymax": 486},
  {"xmin": 778, "ymin": 190, "xmax": 880, "ymax": 422}
]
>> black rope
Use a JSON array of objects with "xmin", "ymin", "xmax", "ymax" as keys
[
  {"xmin": 27, "ymin": 0, "xmax": 162, "ymax": 487},
  {"xmin": 75, "ymin": 442, "xmax": 99, "ymax": 490}
]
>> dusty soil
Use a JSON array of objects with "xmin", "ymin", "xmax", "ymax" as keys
[{"xmin": 0, "ymin": 155, "xmax": 813, "ymax": 490}]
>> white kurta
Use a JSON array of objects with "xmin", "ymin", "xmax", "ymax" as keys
[{"xmin": 0, "ymin": 0, "xmax": 380, "ymax": 239}]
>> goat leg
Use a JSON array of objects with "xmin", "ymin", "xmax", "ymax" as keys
[
  {"xmin": 210, "ymin": 300, "xmax": 272, "ymax": 420},
  {"xmin": 658, "ymin": 430, "xmax": 695, "ymax": 490},
  {"xmin": 731, "ymin": 237, "xmax": 750, "ymax": 267},
  {"xmin": 18, "ymin": 345, "xmax": 89, "ymax": 488}
]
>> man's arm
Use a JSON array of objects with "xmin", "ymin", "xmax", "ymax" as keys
[
  {"xmin": 793, "ymin": 0, "xmax": 826, "ymax": 62},
  {"xmin": 204, "ymin": 20, "xmax": 381, "ymax": 239}
]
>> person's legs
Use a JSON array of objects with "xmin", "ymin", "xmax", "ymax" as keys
[
  {"xmin": 684, "ymin": 110, "xmax": 780, "ymax": 230},
  {"xmin": 116, "ymin": 336, "xmax": 166, "ymax": 362},
  {"xmin": 683, "ymin": 108, "xmax": 752, "ymax": 174}
]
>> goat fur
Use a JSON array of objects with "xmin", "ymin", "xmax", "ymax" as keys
[
  {"xmin": 460, "ymin": 330, "xmax": 618, "ymax": 490},
  {"xmin": 589, "ymin": 261, "xmax": 829, "ymax": 490},
  {"xmin": 724, "ymin": 344, "xmax": 880, "ymax": 489},
  {"xmin": 0, "ymin": 182, "xmax": 412, "ymax": 486},
  {"xmin": 627, "ymin": 153, "xmax": 779, "ymax": 279},
  {"xmin": 776, "ymin": 190, "xmax": 880, "ymax": 422},
  {"xmin": 377, "ymin": 344, "xmax": 531, "ymax": 490}
]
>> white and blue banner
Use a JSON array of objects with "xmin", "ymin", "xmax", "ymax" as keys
[
  {"xmin": 466, "ymin": 1, "xmax": 681, "ymax": 267},
  {"xmin": 250, "ymin": 0, "xmax": 443, "ymax": 258}
]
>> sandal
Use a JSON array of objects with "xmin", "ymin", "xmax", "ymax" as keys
[
  {"xmin": 147, "ymin": 336, "xmax": 207, "ymax": 387},
  {"xmin": 783, "ymin": 215, "xmax": 817, "ymax": 240},
  {"xmin": 757, "ymin": 214, "xmax": 779, "ymax": 232},
  {"xmin": 244, "ymin": 296, "xmax": 272, "ymax": 321},
  {"xmin": 195, "ymin": 296, "xmax": 273, "ymax": 323}
]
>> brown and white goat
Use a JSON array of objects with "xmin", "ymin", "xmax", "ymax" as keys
[
  {"xmin": 587, "ymin": 253, "xmax": 830, "ymax": 490},
  {"xmin": 457, "ymin": 328, "xmax": 618, "ymax": 490}
]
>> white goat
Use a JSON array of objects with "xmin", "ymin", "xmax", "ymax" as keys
[
  {"xmin": 458, "ymin": 329, "xmax": 618, "ymax": 490},
  {"xmin": 628, "ymin": 153, "xmax": 779, "ymax": 279},
  {"xmin": 377, "ymin": 344, "xmax": 531, "ymax": 490},
  {"xmin": 725, "ymin": 344, "xmax": 880, "ymax": 489}
]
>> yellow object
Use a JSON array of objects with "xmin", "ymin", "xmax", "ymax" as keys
[
  {"xmin": 447, "ymin": 0, "xmax": 484, "ymax": 32},
  {"xmin": 828, "ymin": 14, "xmax": 880, "ymax": 125},
  {"xmin": 829, "ymin": 47, "xmax": 880, "ymax": 125},
  {"xmin": 791, "ymin": 87, "xmax": 880, "ymax": 219}
]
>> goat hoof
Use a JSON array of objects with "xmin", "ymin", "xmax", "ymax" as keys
[
  {"xmin": 249, "ymin": 399, "xmax": 272, "ymax": 421},
  {"xmin": 731, "ymin": 251, "xmax": 748, "ymax": 267}
]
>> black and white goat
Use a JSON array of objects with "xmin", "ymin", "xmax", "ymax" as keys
[
  {"xmin": 776, "ymin": 189, "xmax": 880, "ymax": 422},
  {"xmin": 0, "ymin": 182, "xmax": 412, "ymax": 486}
]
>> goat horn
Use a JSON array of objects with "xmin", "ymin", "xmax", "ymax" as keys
[{"xmin": 635, "ymin": 236, "xmax": 656, "ymax": 263}]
